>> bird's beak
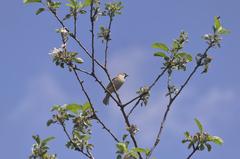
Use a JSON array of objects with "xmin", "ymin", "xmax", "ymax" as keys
[{"xmin": 125, "ymin": 74, "xmax": 128, "ymax": 78}]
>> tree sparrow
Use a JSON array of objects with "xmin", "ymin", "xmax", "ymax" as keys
[{"xmin": 103, "ymin": 73, "xmax": 128, "ymax": 105}]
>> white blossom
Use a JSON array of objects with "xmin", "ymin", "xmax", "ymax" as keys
[{"xmin": 49, "ymin": 47, "xmax": 63, "ymax": 58}]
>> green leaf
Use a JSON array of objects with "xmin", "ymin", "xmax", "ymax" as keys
[
  {"xmin": 131, "ymin": 147, "xmax": 145, "ymax": 153},
  {"xmin": 184, "ymin": 131, "xmax": 190, "ymax": 139},
  {"xmin": 116, "ymin": 155, "xmax": 121, "ymax": 159},
  {"xmin": 214, "ymin": 16, "xmax": 221, "ymax": 30},
  {"xmin": 116, "ymin": 142, "xmax": 128, "ymax": 153},
  {"xmin": 83, "ymin": 0, "xmax": 92, "ymax": 7},
  {"xmin": 73, "ymin": 57, "xmax": 84, "ymax": 64},
  {"xmin": 46, "ymin": 119, "xmax": 55, "ymax": 127},
  {"xmin": 42, "ymin": 136, "xmax": 55, "ymax": 145},
  {"xmin": 23, "ymin": 0, "xmax": 41, "ymax": 4},
  {"xmin": 35, "ymin": 8, "xmax": 45, "ymax": 15},
  {"xmin": 63, "ymin": 14, "xmax": 72, "ymax": 21},
  {"xmin": 178, "ymin": 52, "xmax": 192, "ymax": 62},
  {"xmin": 194, "ymin": 118, "xmax": 203, "ymax": 133},
  {"xmin": 32, "ymin": 135, "xmax": 41, "ymax": 144},
  {"xmin": 152, "ymin": 43, "xmax": 169, "ymax": 52},
  {"xmin": 68, "ymin": 0, "xmax": 77, "ymax": 6},
  {"xmin": 205, "ymin": 143, "xmax": 212, "ymax": 151},
  {"xmin": 81, "ymin": 134, "xmax": 91, "ymax": 141},
  {"xmin": 218, "ymin": 27, "xmax": 230, "ymax": 35},
  {"xmin": 122, "ymin": 134, "xmax": 128, "ymax": 141},
  {"xmin": 128, "ymin": 151, "xmax": 138, "ymax": 158},
  {"xmin": 82, "ymin": 102, "xmax": 91, "ymax": 112},
  {"xmin": 145, "ymin": 148, "xmax": 150, "ymax": 156},
  {"xmin": 66, "ymin": 103, "xmax": 81, "ymax": 114},
  {"xmin": 199, "ymin": 143, "xmax": 205, "ymax": 151},
  {"xmin": 51, "ymin": 105, "xmax": 60, "ymax": 111},
  {"xmin": 210, "ymin": 136, "xmax": 224, "ymax": 145},
  {"xmin": 51, "ymin": 2, "xmax": 61, "ymax": 9},
  {"xmin": 66, "ymin": 3, "xmax": 75, "ymax": 8},
  {"xmin": 154, "ymin": 52, "xmax": 167, "ymax": 58}
]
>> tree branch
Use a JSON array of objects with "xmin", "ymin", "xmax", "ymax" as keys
[
  {"xmin": 127, "ymin": 98, "xmax": 141, "ymax": 117},
  {"xmin": 59, "ymin": 121, "xmax": 92, "ymax": 158},
  {"xmin": 120, "ymin": 106, "xmax": 143, "ymax": 159},
  {"xmin": 90, "ymin": 1, "xmax": 95, "ymax": 74},
  {"xmin": 147, "ymin": 43, "xmax": 214, "ymax": 158},
  {"xmin": 104, "ymin": 16, "xmax": 113, "ymax": 68},
  {"xmin": 123, "ymin": 66, "xmax": 168, "ymax": 108},
  {"xmin": 72, "ymin": 68, "xmax": 120, "ymax": 143},
  {"xmin": 186, "ymin": 148, "xmax": 198, "ymax": 159}
]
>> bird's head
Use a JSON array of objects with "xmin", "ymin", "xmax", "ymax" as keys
[{"xmin": 118, "ymin": 72, "xmax": 128, "ymax": 79}]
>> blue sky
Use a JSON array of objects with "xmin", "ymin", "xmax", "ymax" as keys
[{"xmin": 1, "ymin": 0, "xmax": 239, "ymax": 158}]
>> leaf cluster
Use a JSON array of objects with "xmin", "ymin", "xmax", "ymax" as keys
[
  {"xmin": 203, "ymin": 16, "xmax": 230, "ymax": 48},
  {"xmin": 136, "ymin": 86, "xmax": 150, "ymax": 106},
  {"xmin": 29, "ymin": 135, "xmax": 56, "ymax": 159},
  {"xmin": 63, "ymin": 0, "xmax": 89, "ymax": 21},
  {"xmin": 182, "ymin": 119, "xmax": 224, "ymax": 152},
  {"xmin": 116, "ymin": 140, "xmax": 150, "ymax": 159},
  {"xmin": 104, "ymin": 2, "xmax": 123, "ymax": 17},
  {"xmin": 153, "ymin": 31, "xmax": 192, "ymax": 71},
  {"xmin": 47, "ymin": 103, "xmax": 93, "ymax": 152},
  {"xmin": 51, "ymin": 49, "xmax": 84, "ymax": 70}
]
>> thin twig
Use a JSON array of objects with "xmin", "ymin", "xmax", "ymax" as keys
[
  {"xmin": 123, "ymin": 66, "xmax": 168, "ymax": 108},
  {"xmin": 90, "ymin": 1, "xmax": 95, "ymax": 74},
  {"xmin": 120, "ymin": 106, "xmax": 143, "ymax": 159},
  {"xmin": 43, "ymin": 2, "xmax": 106, "ymax": 71},
  {"xmin": 44, "ymin": 3, "xmax": 123, "ymax": 107},
  {"xmin": 73, "ymin": 14, "xmax": 77, "ymax": 37},
  {"xmin": 186, "ymin": 148, "xmax": 198, "ymax": 159},
  {"xmin": 72, "ymin": 68, "xmax": 120, "ymax": 143},
  {"xmin": 147, "ymin": 44, "xmax": 214, "ymax": 158},
  {"xmin": 149, "ymin": 67, "xmax": 169, "ymax": 90},
  {"xmin": 74, "ymin": 67, "xmax": 92, "ymax": 76},
  {"xmin": 127, "ymin": 98, "xmax": 141, "ymax": 117},
  {"xmin": 104, "ymin": 16, "xmax": 113, "ymax": 68},
  {"xmin": 60, "ymin": 122, "xmax": 92, "ymax": 158}
]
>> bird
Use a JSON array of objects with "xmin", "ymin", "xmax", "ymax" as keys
[{"xmin": 103, "ymin": 73, "xmax": 128, "ymax": 105}]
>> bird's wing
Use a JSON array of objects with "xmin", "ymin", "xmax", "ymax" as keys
[
  {"xmin": 105, "ymin": 77, "xmax": 115, "ymax": 91},
  {"xmin": 105, "ymin": 77, "xmax": 119, "ymax": 92}
]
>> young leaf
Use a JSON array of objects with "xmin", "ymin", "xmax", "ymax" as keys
[
  {"xmin": 84, "ymin": 0, "xmax": 92, "ymax": 7},
  {"xmin": 32, "ymin": 135, "xmax": 41, "ymax": 144},
  {"xmin": 82, "ymin": 102, "xmax": 91, "ymax": 112},
  {"xmin": 184, "ymin": 131, "xmax": 190, "ymax": 139},
  {"xmin": 46, "ymin": 119, "xmax": 55, "ymax": 127},
  {"xmin": 116, "ymin": 142, "xmax": 128, "ymax": 153},
  {"xmin": 210, "ymin": 136, "xmax": 224, "ymax": 145},
  {"xmin": 35, "ymin": 8, "xmax": 45, "ymax": 15},
  {"xmin": 214, "ymin": 16, "xmax": 221, "ymax": 30},
  {"xmin": 51, "ymin": 105, "xmax": 60, "ymax": 111},
  {"xmin": 131, "ymin": 147, "xmax": 145, "ymax": 153},
  {"xmin": 178, "ymin": 52, "xmax": 192, "ymax": 62},
  {"xmin": 66, "ymin": 103, "xmax": 81, "ymax": 114},
  {"xmin": 154, "ymin": 52, "xmax": 167, "ymax": 58},
  {"xmin": 73, "ymin": 57, "xmax": 84, "ymax": 64},
  {"xmin": 218, "ymin": 27, "xmax": 230, "ymax": 35},
  {"xmin": 122, "ymin": 134, "xmax": 128, "ymax": 141},
  {"xmin": 42, "ymin": 136, "xmax": 55, "ymax": 145},
  {"xmin": 116, "ymin": 155, "xmax": 121, "ymax": 159},
  {"xmin": 63, "ymin": 14, "xmax": 72, "ymax": 21},
  {"xmin": 205, "ymin": 143, "xmax": 212, "ymax": 151},
  {"xmin": 23, "ymin": 0, "xmax": 41, "ymax": 4},
  {"xmin": 152, "ymin": 43, "xmax": 169, "ymax": 52},
  {"xmin": 194, "ymin": 118, "xmax": 203, "ymax": 133}
]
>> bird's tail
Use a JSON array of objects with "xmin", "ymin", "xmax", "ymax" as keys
[{"xmin": 103, "ymin": 94, "xmax": 110, "ymax": 105}]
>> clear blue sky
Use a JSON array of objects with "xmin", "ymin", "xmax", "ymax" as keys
[{"xmin": 1, "ymin": 0, "xmax": 239, "ymax": 158}]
